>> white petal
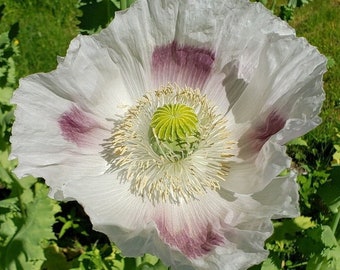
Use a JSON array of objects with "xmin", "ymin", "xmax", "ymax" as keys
[
  {"xmin": 229, "ymin": 36, "xmax": 326, "ymax": 133},
  {"xmin": 62, "ymin": 174, "xmax": 156, "ymax": 255},
  {"xmin": 152, "ymin": 191, "xmax": 272, "ymax": 270},
  {"xmin": 93, "ymin": 0, "xmax": 297, "ymax": 113},
  {"xmin": 10, "ymin": 76, "xmax": 110, "ymax": 198},
  {"xmin": 225, "ymin": 37, "xmax": 325, "ymax": 163},
  {"xmin": 63, "ymin": 174, "xmax": 272, "ymax": 270},
  {"xmin": 39, "ymin": 35, "xmax": 132, "ymax": 119},
  {"xmin": 221, "ymin": 141, "xmax": 290, "ymax": 194},
  {"xmin": 252, "ymin": 173, "xmax": 300, "ymax": 219}
]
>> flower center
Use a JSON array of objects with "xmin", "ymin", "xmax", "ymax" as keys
[
  {"xmin": 151, "ymin": 103, "xmax": 198, "ymax": 141},
  {"xmin": 149, "ymin": 104, "xmax": 200, "ymax": 160},
  {"xmin": 104, "ymin": 85, "xmax": 233, "ymax": 203}
]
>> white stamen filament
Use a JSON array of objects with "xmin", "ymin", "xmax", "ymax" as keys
[{"xmin": 103, "ymin": 84, "xmax": 233, "ymax": 203}]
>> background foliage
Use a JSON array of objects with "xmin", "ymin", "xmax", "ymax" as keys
[{"xmin": 0, "ymin": 0, "xmax": 339, "ymax": 269}]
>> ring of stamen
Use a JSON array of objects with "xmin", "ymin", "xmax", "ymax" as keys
[{"xmin": 103, "ymin": 84, "xmax": 233, "ymax": 204}]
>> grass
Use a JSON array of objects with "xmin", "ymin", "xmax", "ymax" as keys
[
  {"xmin": 0, "ymin": 0, "xmax": 80, "ymax": 77},
  {"xmin": 290, "ymin": 0, "xmax": 340, "ymax": 142}
]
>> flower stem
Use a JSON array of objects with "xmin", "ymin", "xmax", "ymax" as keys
[
  {"xmin": 288, "ymin": 262, "xmax": 307, "ymax": 268},
  {"xmin": 136, "ymin": 256, "xmax": 142, "ymax": 267},
  {"xmin": 121, "ymin": 0, "xmax": 127, "ymax": 10},
  {"xmin": 331, "ymin": 207, "xmax": 340, "ymax": 234},
  {"xmin": 271, "ymin": 0, "xmax": 277, "ymax": 11}
]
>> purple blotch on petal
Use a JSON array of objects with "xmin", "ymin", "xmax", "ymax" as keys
[
  {"xmin": 156, "ymin": 220, "xmax": 224, "ymax": 258},
  {"xmin": 252, "ymin": 111, "xmax": 286, "ymax": 149},
  {"xmin": 58, "ymin": 106, "xmax": 100, "ymax": 146},
  {"xmin": 239, "ymin": 111, "xmax": 286, "ymax": 157},
  {"xmin": 152, "ymin": 41, "xmax": 215, "ymax": 89}
]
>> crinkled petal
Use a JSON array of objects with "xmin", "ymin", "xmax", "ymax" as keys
[
  {"xmin": 153, "ymin": 192, "xmax": 271, "ymax": 270},
  {"xmin": 10, "ymin": 34, "xmax": 134, "ymax": 198},
  {"xmin": 95, "ymin": 0, "xmax": 325, "ymax": 144},
  {"xmin": 62, "ymin": 175, "xmax": 187, "ymax": 263},
  {"xmin": 10, "ymin": 77, "xmax": 110, "ymax": 198},
  {"xmin": 252, "ymin": 173, "xmax": 300, "ymax": 219},
  {"xmin": 221, "ymin": 140, "xmax": 290, "ymax": 194},
  {"xmin": 62, "ymin": 174, "xmax": 156, "ymax": 254},
  {"xmin": 93, "ymin": 0, "xmax": 296, "ymax": 115},
  {"xmin": 38, "ymin": 35, "xmax": 133, "ymax": 118},
  {"xmin": 229, "ymin": 36, "xmax": 326, "ymax": 155},
  {"xmin": 63, "ymin": 176, "xmax": 272, "ymax": 270}
]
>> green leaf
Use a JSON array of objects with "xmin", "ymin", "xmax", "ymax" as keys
[
  {"xmin": 58, "ymin": 220, "xmax": 74, "ymax": 238},
  {"xmin": 332, "ymin": 145, "xmax": 340, "ymax": 165},
  {"xmin": 0, "ymin": 165, "xmax": 13, "ymax": 185},
  {"xmin": 260, "ymin": 258, "xmax": 280, "ymax": 270},
  {"xmin": 152, "ymin": 260, "xmax": 169, "ymax": 270},
  {"xmin": 41, "ymin": 244, "xmax": 74, "ymax": 270},
  {"xmin": 78, "ymin": 0, "xmax": 119, "ymax": 34},
  {"xmin": 136, "ymin": 254, "xmax": 168, "ymax": 270},
  {"xmin": 271, "ymin": 216, "xmax": 316, "ymax": 240},
  {"xmin": 288, "ymin": 137, "xmax": 308, "ymax": 146},
  {"xmin": 141, "ymin": 254, "xmax": 159, "ymax": 266},
  {"xmin": 304, "ymin": 226, "xmax": 340, "ymax": 270},
  {"xmin": 294, "ymin": 216, "xmax": 317, "ymax": 230},
  {"xmin": 137, "ymin": 263, "xmax": 154, "ymax": 270},
  {"xmin": 326, "ymin": 55, "xmax": 336, "ymax": 69},
  {"xmin": 307, "ymin": 247, "xmax": 340, "ymax": 270},
  {"xmin": 111, "ymin": 0, "xmax": 121, "ymax": 9},
  {"xmin": 260, "ymin": 0, "xmax": 268, "ymax": 6},
  {"xmin": 0, "ymin": 182, "xmax": 60, "ymax": 270},
  {"xmin": 319, "ymin": 225, "xmax": 338, "ymax": 248}
]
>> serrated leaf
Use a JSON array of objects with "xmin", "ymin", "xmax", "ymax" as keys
[
  {"xmin": 260, "ymin": 258, "xmax": 280, "ymax": 270},
  {"xmin": 307, "ymin": 246, "xmax": 340, "ymax": 270},
  {"xmin": 293, "ymin": 216, "xmax": 316, "ymax": 230},
  {"xmin": 0, "ymin": 183, "xmax": 60, "ymax": 270},
  {"xmin": 296, "ymin": 234, "xmax": 323, "ymax": 256},
  {"xmin": 304, "ymin": 225, "xmax": 340, "ymax": 269},
  {"xmin": 13, "ymin": 176, "xmax": 37, "ymax": 205},
  {"xmin": 0, "ymin": 215, "xmax": 17, "ymax": 247},
  {"xmin": 319, "ymin": 225, "xmax": 338, "ymax": 248},
  {"xmin": 307, "ymin": 255, "xmax": 330, "ymax": 270},
  {"xmin": 0, "ymin": 196, "xmax": 19, "ymax": 213}
]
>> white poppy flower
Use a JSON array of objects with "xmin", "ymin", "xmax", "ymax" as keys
[{"xmin": 10, "ymin": 0, "xmax": 326, "ymax": 269}]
